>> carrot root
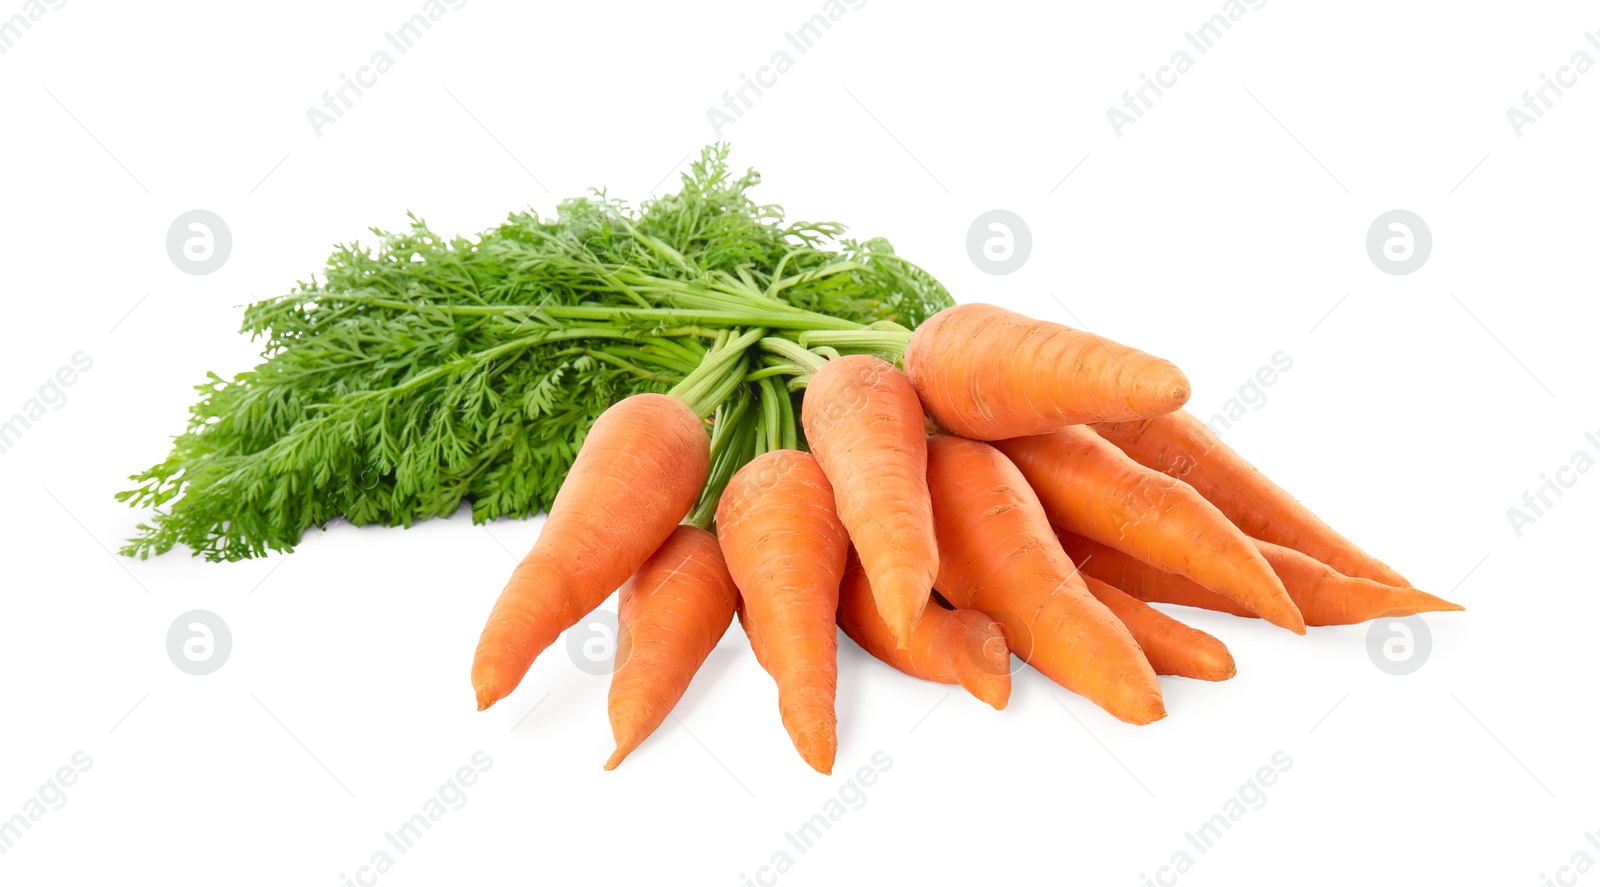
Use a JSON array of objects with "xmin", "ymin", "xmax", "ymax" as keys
[{"xmin": 604, "ymin": 525, "xmax": 737, "ymax": 770}]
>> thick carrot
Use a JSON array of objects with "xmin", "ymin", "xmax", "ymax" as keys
[
  {"xmin": 1061, "ymin": 532, "xmax": 1463, "ymax": 626},
  {"xmin": 995, "ymin": 426, "xmax": 1304, "ymax": 634},
  {"xmin": 1082, "ymin": 575, "xmax": 1235, "ymax": 682},
  {"xmin": 902, "ymin": 303, "xmax": 1190, "ymax": 439},
  {"xmin": 1093, "ymin": 410, "xmax": 1410, "ymax": 586},
  {"xmin": 836, "ymin": 551, "xmax": 1010, "ymax": 710},
  {"xmin": 717, "ymin": 450, "xmax": 850, "ymax": 774},
  {"xmin": 605, "ymin": 525, "xmax": 738, "ymax": 770},
  {"xmin": 472, "ymin": 393, "xmax": 709, "ymax": 711},
  {"xmin": 802, "ymin": 355, "xmax": 938, "ymax": 648},
  {"xmin": 925, "ymin": 435, "xmax": 1165, "ymax": 725}
]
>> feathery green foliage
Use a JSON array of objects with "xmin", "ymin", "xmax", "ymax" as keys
[{"xmin": 119, "ymin": 145, "xmax": 952, "ymax": 560}]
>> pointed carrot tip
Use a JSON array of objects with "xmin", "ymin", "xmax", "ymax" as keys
[
  {"xmin": 794, "ymin": 726, "xmax": 837, "ymax": 775},
  {"xmin": 475, "ymin": 686, "xmax": 497, "ymax": 711},
  {"xmin": 604, "ymin": 749, "xmax": 626, "ymax": 771}
]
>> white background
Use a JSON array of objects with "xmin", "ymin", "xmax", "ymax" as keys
[{"xmin": 2, "ymin": 1, "xmax": 1596, "ymax": 884}]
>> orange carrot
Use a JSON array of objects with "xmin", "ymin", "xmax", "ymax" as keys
[
  {"xmin": 1082, "ymin": 575, "xmax": 1235, "ymax": 682},
  {"xmin": 996, "ymin": 426, "xmax": 1304, "ymax": 634},
  {"xmin": 472, "ymin": 393, "xmax": 709, "ymax": 711},
  {"xmin": 836, "ymin": 551, "xmax": 1010, "ymax": 709},
  {"xmin": 802, "ymin": 355, "xmax": 938, "ymax": 648},
  {"xmin": 1093, "ymin": 410, "xmax": 1410, "ymax": 586},
  {"xmin": 717, "ymin": 450, "xmax": 850, "ymax": 774},
  {"xmin": 605, "ymin": 525, "xmax": 738, "ymax": 770},
  {"xmin": 1060, "ymin": 532, "xmax": 1463, "ymax": 627},
  {"xmin": 902, "ymin": 303, "xmax": 1190, "ymax": 439},
  {"xmin": 925, "ymin": 435, "xmax": 1165, "ymax": 725}
]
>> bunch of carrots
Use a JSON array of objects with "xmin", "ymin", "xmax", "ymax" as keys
[{"xmin": 471, "ymin": 301, "xmax": 1463, "ymax": 774}]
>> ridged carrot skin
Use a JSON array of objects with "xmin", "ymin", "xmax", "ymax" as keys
[
  {"xmin": 995, "ymin": 426, "xmax": 1304, "ymax": 634},
  {"xmin": 902, "ymin": 303, "xmax": 1191, "ymax": 439},
  {"xmin": 1093, "ymin": 410, "xmax": 1410, "ymax": 587},
  {"xmin": 925, "ymin": 435, "xmax": 1165, "ymax": 726},
  {"xmin": 1060, "ymin": 532, "xmax": 1464, "ymax": 627},
  {"xmin": 802, "ymin": 355, "xmax": 938, "ymax": 648},
  {"xmin": 836, "ymin": 552, "xmax": 1011, "ymax": 710},
  {"xmin": 605, "ymin": 526, "xmax": 738, "ymax": 770},
  {"xmin": 472, "ymin": 393, "xmax": 709, "ymax": 711},
  {"xmin": 717, "ymin": 450, "xmax": 850, "ymax": 774},
  {"xmin": 1083, "ymin": 575, "xmax": 1235, "ymax": 682}
]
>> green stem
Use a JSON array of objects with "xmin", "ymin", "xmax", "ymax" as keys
[
  {"xmin": 668, "ymin": 327, "xmax": 766, "ymax": 418},
  {"xmin": 797, "ymin": 326, "xmax": 913, "ymax": 362}
]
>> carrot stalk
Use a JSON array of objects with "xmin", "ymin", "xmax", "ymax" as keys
[
  {"xmin": 1060, "ymin": 532, "xmax": 1464, "ymax": 626},
  {"xmin": 1093, "ymin": 410, "xmax": 1410, "ymax": 586},
  {"xmin": 925, "ymin": 435, "xmax": 1165, "ymax": 726},
  {"xmin": 717, "ymin": 450, "xmax": 850, "ymax": 774},
  {"xmin": 472, "ymin": 393, "xmax": 709, "ymax": 711},
  {"xmin": 996, "ymin": 426, "xmax": 1304, "ymax": 634},
  {"xmin": 605, "ymin": 526, "xmax": 738, "ymax": 770},
  {"xmin": 802, "ymin": 355, "xmax": 939, "ymax": 648},
  {"xmin": 1082, "ymin": 575, "xmax": 1235, "ymax": 681},
  {"xmin": 836, "ymin": 551, "xmax": 1011, "ymax": 709},
  {"xmin": 903, "ymin": 303, "xmax": 1190, "ymax": 439}
]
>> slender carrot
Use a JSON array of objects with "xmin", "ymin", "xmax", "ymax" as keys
[
  {"xmin": 605, "ymin": 525, "xmax": 738, "ymax": 770},
  {"xmin": 1060, "ymin": 532, "xmax": 1464, "ymax": 626},
  {"xmin": 1082, "ymin": 575, "xmax": 1235, "ymax": 681},
  {"xmin": 995, "ymin": 426, "xmax": 1304, "ymax": 634},
  {"xmin": 902, "ymin": 303, "xmax": 1190, "ymax": 439},
  {"xmin": 717, "ymin": 449, "xmax": 850, "ymax": 774},
  {"xmin": 1093, "ymin": 410, "xmax": 1410, "ymax": 586},
  {"xmin": 802, "ymin": 355, "xmax": 938, "ymax": 648},
  {"xmin": 925, "ymin": 435, "xmax": 1165, "ymax": 725},
  {"xmin": 472, "ymin": 393, "xmax": 709, "ymax": 711},
  {"xmin": 836, "ymin": 551, "xmax": 1010, "ymax": 709}
]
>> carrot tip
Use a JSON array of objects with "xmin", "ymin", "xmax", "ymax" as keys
[
  {"xmin": 604, "ymin": 749, "xmax": 627, "ymax": 771},
  {"xmin": 475, "ymin": 685, "xmax": 497, "ymax": 711}
]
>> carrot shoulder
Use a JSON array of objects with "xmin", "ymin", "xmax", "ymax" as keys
[
  {"xmin": 996, "ymin": 426, "xmax": 1303, "ymax": 634},
  {"xmin": 1060, "ymin": 532, "xmax": 1463, "ymax": 627},
  {"xmin": 605, "ymin": 525, "xmax": 738, "ymax": 770},
  {"xmin": 717, "ymin": 450, "xmax": 850, "ymax": 774},
  {"xmin": 1082, "ymin": 575, "xmax": 1235, "ymax": 682},
  {"xmin": 925, "ymin": 435, "xmax": 1165, "ymax": 726},
  {"xmin": 802, "ymin": 355, "xmax": 938, "ymax": 648},
  {"xmin": 902, "ymin": 303, "xmax": 1190, "ymax": 439},
  {"xmin": 1093, "ymin": 410, "xmax": 1410, "ymax": 586},
  {"xmin": 837, "ymin": 551, "xmax": 1010, "ymax": 710},
  {"xmin": 472, "ymin": 393, "xmax": 708, "ymax": 711}
]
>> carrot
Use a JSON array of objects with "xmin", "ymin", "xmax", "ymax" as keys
[
  {"xmin": 717, "ymin": 449, "xmax": 850, "ymax": 774},
  {"xmin": 472, "ymin": 393, "xmax": 708, "ymax": 711},
  {"xmin": 836, "ymin": 551, "xmax": 1010, "ymax": 710},
  {"xmin": 1082, "ymin": 575, "xmax": 1235, "ymax": 681},
  {"xmin": 1093, "ymin": 410, "xmax": 1410, "ymax": 586},
  {"xmin": 604, "ymin": 525, "xmax": 738, "ymax": 770},
  {"xmin": 902, "ymin": 303, "xmax": 1190, "ymax": 439},
  {"xmin": 925, "ymin": 435, "xmax": 1165, "ymax": 725},
  {"xmin": 1060, "ymin": 532, "xmax": 1464, "ymax": 626},
  {"xmin": 995, "ymin": 426, "xmax": 1304, "ymax": 634},
  {"xmin": 802, "ymin": 354, "xmax": 938, "ymax": 648}
]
